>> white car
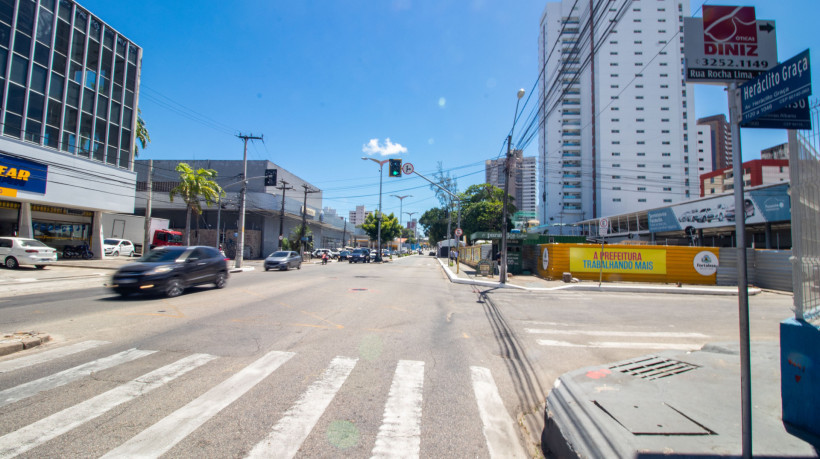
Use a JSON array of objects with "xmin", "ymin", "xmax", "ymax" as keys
[
  {"xmin": 0, "ymin": 237, "xmax": 58, "ymax": 269},
  {"xmin": 103, "ymin": 238, "xmax": 137, "ymax": 257}
]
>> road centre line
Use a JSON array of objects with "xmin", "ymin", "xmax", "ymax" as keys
[
  {"xmin": 536, "ymin": 339, "xmax": 701, "ymax": 350},
  {"xmin": 524, "ymin": 329, "xmax": 708, "ymax": 338},
  {"xmin": 248, "ymin": 356, "xmax": 358, "ymax": 459},
  {"xmin": 0, "ymin": 348, "xmax": 156, "ymax": 408},
  {"xmin": 371, "ymin": 360, "xmax": 425, "ymax": 459},
  {"xmin": 470, "ymin": 366, "xmax": 529, "ymax": 459},
  {"xmin": 102, "ymin": 350, "xmax": 295, "ymax": 458},
  {"xmin": 0, "ymin": 353, "xmax": 216, "ymax": 458},
  {"xmin": 0, "ymin": 340, "xmax": 109, "ymax": 374}
]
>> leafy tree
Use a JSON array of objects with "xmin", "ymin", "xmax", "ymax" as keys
[
  {"xmin": 134, "ymin": 109, "xmax": 150, "ymax": 157},
  {"xmin": 360, "ymin": 212, "xmax": 402, "ymax": 249},
  {"xmin": 458, "ymin": 184, "xmax": 516, "ymax": 243},
  {"xmin": 169, "ymin": 163, "xmax": 224, "ymax": 245},
  {"xmin": 419, "ymin": 207, "xmax": 448, "ymax": 245},
  {"xmin": 289, "ymin": 225, "xmax": 312, "ymax": 254}
]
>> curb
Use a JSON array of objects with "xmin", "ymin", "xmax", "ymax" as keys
[
  {"xmin": 436, "ymin": 259, "xmax": 757, "ymax": 296},
  {"xmin": 0, "ymin": 332, "xmax": 51, "ymax": 357}
]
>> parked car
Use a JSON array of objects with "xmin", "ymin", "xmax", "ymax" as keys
[
  {"xmin": 264, "ymin": 251, "xmax": 302, "ymax": 271},
  {"xmin": 337, "ymin": 250, "xmax": 350, "ymax": 261},
  {"xmin": 110, "ymin": 246, "xmax": 228, "ymax": 297},
  {"xmin": 0, "ymin": 237, "xmax": 58, "ymax": 269},
  {"xmin": 103, "ymin": 238, "xmax": 137, "ymax": 257},
  {"xmin": 312, "ymin": 248, "xmax": 333, "ymax": 259},
  {"xmin": 349, "ymin": 248, "xmax": 370, "ymax": 263}
]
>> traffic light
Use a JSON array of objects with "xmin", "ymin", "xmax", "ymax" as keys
[
  {"xmin": 389, "ymin": 159, "xmax": 402, "ymax": 177},
  {"xmin": 264, "ymin": 169, "xmax": 277, "ymax": 186}
]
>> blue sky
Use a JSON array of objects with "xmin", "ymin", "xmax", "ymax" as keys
[{"xmin": 79, "ymin": 0, "xmax": 819, "ymax": 225}]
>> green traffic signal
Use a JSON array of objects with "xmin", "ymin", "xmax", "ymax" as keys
[{"xmin": 389, "ymin": 159, "xmax": 402, "ymax": 177}]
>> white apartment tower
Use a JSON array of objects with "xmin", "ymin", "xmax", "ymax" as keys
[{"xmin": 538, "ymin": 0, "xmax": 696, "ymax": 225}]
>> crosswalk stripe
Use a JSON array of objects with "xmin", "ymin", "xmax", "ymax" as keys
[
  {"xmin": 536, "ymin": 339, "xmax": 701, "ymax": 350},
  {"xmin": 0, "ymin": 340, "xmax": 109, "ymax": 374},
  {"xmin": 470, "ymin": 366, "xmax": 528, "ymax": 459},
  {"xmin": 525, "ymin": 328, "xmax": 708, "ymax": 338},
  {"xmin": 247, "ymin": 356, "xmax": 358, "ymax": 459},
  {"xmin": 0, "ymin": 353, "xmax": 215, "ymax": 459},
  {"xmin": 101, "ymin": 350, "xmax": 295, "ymax": 458},
  {"xmin": 0, "ymin": 348, "xmax": 155, "ymax": 409},
  {"xmin": 371, "ymin": 360, "xmax": 425, "ymax": 459}
]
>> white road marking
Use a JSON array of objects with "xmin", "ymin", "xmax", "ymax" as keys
[
  {"xmin": 371, "ymin": 360, "xmax": 425, "ymax": 459},
  {"xmin": 0, "ymin": 353, "xmax": 216, "ymax": 459},
  {"xmin": 524, "ymin": 328, "xmax": 708, "ymax": 338},
  {"xmin": 247, "ymin": 356, "xmax": 358, "ymax": 459},
  {"xmin": 0, "ymin": 340, "xmax": 109, "ymax": 374},
  {"xmin": 536, "ymin": 339, "xmax": 701, "ymax": 350},
  {"xmin": 101, "ymin": 350, "xmax": 295, "ymax": 458},
  {"xmin": 0, "ymin": 348, "xmax": 155, "ymax": 408},
  {"xmin": 470, "ymin": 366, "xmax": 528, "ymax": 459}
]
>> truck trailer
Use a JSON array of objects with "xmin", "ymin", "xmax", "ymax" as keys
[{"xmin": 101, "ymin": 214, "xmax": 183, "ymax": 254}]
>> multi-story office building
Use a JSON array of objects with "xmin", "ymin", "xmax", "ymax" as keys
[
  {"xmin": 348, "ymin": 205, "xmax": 370, "ymax": 226},
  {"xmin": 0, "ymin": 0, "xmax": 141, "ymax": 256},
  {"xmin": 761, "ymin": 142, "xmax": 788, "ymax": 160},
  {"xmin": 700, "ymin": 159, "xmax": 789, "ymax": 197},
  {"xmin": 538, "ymin": 0, "xmax": 696, "ymax": 226},
  {"xmin": 696, "ymin": 114, "xmax": 732, "ymax": 171},
  {"xmin": 485, "ymin": 150, "xmax": 537, "ymax": 215}
]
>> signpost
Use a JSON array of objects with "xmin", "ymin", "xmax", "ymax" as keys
[
  {"xmin": 741, "ymin": 98, "xmax": 810, "ymax": 130},
  {"xmin": 740, "ymin": 49, "xmax": 812, "ymax": 124}
]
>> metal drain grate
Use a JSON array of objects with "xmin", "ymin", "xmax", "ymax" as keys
[{"xmin": 610, "ymin": 356, "xmax": 700, "ymax": 380}]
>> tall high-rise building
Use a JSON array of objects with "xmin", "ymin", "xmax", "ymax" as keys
[
  {"xmin": 696, "ymin": 114, "xmax": 732, "ymax": 170},
  {"xmin": 695, "ymin": 123, "xmax": 714, "ymax": 177},
  {"xmin": 348, "ymin": 205, "xmax": 370, "ymax": 226},
  {"xmin": 485, "ymin": 150, "xmax": 537, "ymax": 214},
  {"xmin": 538, "ymin": 0, "xmax": 696, "ymax": 226}
]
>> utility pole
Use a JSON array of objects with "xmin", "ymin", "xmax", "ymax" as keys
[
  {"xmin": 142, "ymin": 159, "xmax": 153, "ymax": 255},
  {"xmin": 300, "ymin": 184, "xmax": 319, "ymax": 260},
  {"xmin": 404, "ymin": 211, "xmax": 417, "ymax": 248},
  {"xmin": 235, "ymin": 133, "xmax": 263, "ymax": 269},
  {"xmin": 391, "ymin": 194, "xmax": 412, "ymax": 250},
  {"xmin": 341, "ymin": 218, "xmax": 347, "ymax": 248},
  {"xmin": 277, "ymin": 180, "xmax": 293, "ymax": 249}
]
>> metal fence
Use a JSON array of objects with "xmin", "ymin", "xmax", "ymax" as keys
[{"xmin": 789, "ymin": 99, "xmax": 820, "ymax": 322}]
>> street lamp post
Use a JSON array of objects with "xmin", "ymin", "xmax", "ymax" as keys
[
  {"xmin": 500, "ymin": 88, "xmax": 526, "ymax": 284},
  {"xmin": 391, "ymin": 194, "xmax": 412, "ymax": 251},
  {"xmin": 362, "ymin": 157, "xmax": 389, "ymax": 261},
  {"xmin": 404, "ymin": 211, "xmax": 417, "ymax": 249}
]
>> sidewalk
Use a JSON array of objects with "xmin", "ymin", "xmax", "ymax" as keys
[
  {"xmin": 436, "ymin": 258, "xmax": 760, "ymax": 295},
  {"xmin": 436, "ymin": 258, "xmax": 817, "ymax": 457}
]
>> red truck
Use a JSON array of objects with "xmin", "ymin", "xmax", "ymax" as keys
[{"xmin": 102, "ymin": 214, "xmax": 183, "ymax": 254}]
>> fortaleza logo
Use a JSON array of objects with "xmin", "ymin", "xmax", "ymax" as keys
[
  {"xmin": 693, "ymin": 251, "xmax": 719, "ymax": 276},
  {"xmin": 703, "ymin": 5, "xmax": 758, "ymax": 57}
]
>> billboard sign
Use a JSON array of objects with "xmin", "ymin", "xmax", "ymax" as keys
[
  {"xmin": 648, "ymin": 183, "xmax": 790, "ymax": 233},
  {"xmin": 683, "ymin": 6, "xmax": 777, "ymax": 83},
  {"xmin": 569, "ymin": 247, "xmax": 667, "ymax": 275},
  {"xmin": 0, "ymin": 153, "xmax": 48, "ymax": 197},
  {"xmin": 740, "ymin": 49, "xmax": 812, "ymax": 124}
]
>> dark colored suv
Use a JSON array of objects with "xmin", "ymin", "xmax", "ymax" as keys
[
  {"xmin": 349, "ymin": 248, "xmax": 370, "ymax": 263},
  {"xmin": 110, "ymin": 246, "xmax": 228, "ymax": 297}
]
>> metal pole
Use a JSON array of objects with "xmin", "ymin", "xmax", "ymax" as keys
[
  {"xmin": 215, "ymin": 195, "xmax": 221, "ymax": 249},
  {"xmin": 729, "ymin": 82, "xmax": 752, "ymax": 459},
  {"xmin": 142, "ymin": 159, "xmax": 153, "ymax": 254},
  {"xmin": 278, "ymin": 180, "xmax": 292, "ymax": 249},
  {"xmin": 500, "ymin": 135, "xmax": 512, "ymax": 283},
  {"xmin": 377, "ymin": 164, "xmax": 383, "ymax": 261},
  {"xmin": 234, "ymin": 133, "xmax": 262, "ymax": 268}
]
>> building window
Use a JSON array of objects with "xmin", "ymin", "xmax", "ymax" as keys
[
  {"xmin": 663, "ymin": 187, "xmax": 672, "ymax": 191},
  {"xmin": 662, "ymin": 152, "xmax": 671, "ymax": 156},
  {"xmin": 638, "ymin": 198, "xmax": 647, "ymax": 202},
  {"xmin": 663, "ymin": 176, "xmax": 671, "ymax": 179},
  {"xmin": 636, "ymin": 118, "xmax": 644, "ymax": 122},
  {"xmin": 637, "ymin": 187, "xmax": 646, "ymax": 191},
  {"xmin": 637, "ymin": 152, "xmax": 646, "ymax": 156},
  {"xmin": 663, "ymin": 164, "xmax": 671, "ymax": 168},
  {"xmin": 636, "ymin": 130, "xmax": 644, "ymax": 133},
  {"xmin": 664, "ymin": 199, "xmax": 672, "ymax": 202},
  {"xmin": 637, "ymin": 141, "xmax": 645, "ymax": 145},
  {"xmin": 638, "ymin": 164, "xmax": 646, "ymax": 168},
  {"xmin": 613, "ymin": 198, "xmax": 621, "ymax": 202},
  {"xmin": 613, "ymin": 164, "xmax": 621, "ymax": 168},
  {"xmin": 612, "ymin": 175, "xmax": 621, "ymax": 179},
  {"xmin": 613, "ymin": 186, "xmax": 621, "ymax": 190},
  {"xmin": 637, "ymin": 176, "xmax": 646, "ymax": 180},
  {"xmin": 612, "ymin": 152, "xmax": 620, "ymax": 156}
]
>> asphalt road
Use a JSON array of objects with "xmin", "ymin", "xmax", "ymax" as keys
[{"xmin": 0, "ymin": 256, "xmax": 794, "ymax": 458}]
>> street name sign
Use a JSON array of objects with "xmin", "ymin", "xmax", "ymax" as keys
[
  {"xmin": 740, "ymin": 49, "xmax": 811, "ymax": 124},
  {"xmin": 741, "ymin": 98, "xmax": 810, "ymax": 130},
  {"xmin": 683, "ymin": 5, "xmax": 777, "ymax": 83}
]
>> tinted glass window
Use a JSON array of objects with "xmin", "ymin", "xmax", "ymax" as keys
[
  {"xmin": 27, "ymin": 91, "xmax": 44, "ymax": 120},
  {"xmin": 0, "ymin": 0, "xmax": 13, "ymax": 26},
  {"xmin": 17, "ymin": 0, "xmax": 35, "ymax": 36},
  {"xmin": 36, "ymin": 8, "xmax": 53, "ymax": 44},
  {"xmin": 6, "ymin": 83, "xmax": 24, "ymax": 114},
  {"xmin": 13, "ymin": 31, "xmax": 31, "ymax": 56},
  {"xmin": 142, "ymin": 248, "xmax": 186, "ymax": 262},
  {"xmin": 10, "ymin": 54, "xmax": 28, "ymax": 85},
  {"xmin": 19, "ymin": 238, "xmax": 46, "ymax": 247},
  {"xmin": 31, "ymin": 64, "xmax": 46, "ymax": 93},
  {"xmin": 49, "ymin": 72, "xmax": 63, "ymax": 99},
  {"xmin": 34, "ymin": 42, "xmax": 49, "ymax": 66},
  {"xmin": 0, "ymin": 238, "xmax": 11, "ymax": 248}
]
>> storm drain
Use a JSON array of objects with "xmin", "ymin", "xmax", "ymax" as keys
[{"xmin": 610, "ymin": 356, "xmax": 700, "ymax": 381}]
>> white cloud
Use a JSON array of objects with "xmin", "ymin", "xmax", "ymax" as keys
[{"xmin": 362, "ymin": 138, "xmax": 408, "ymax": 157}]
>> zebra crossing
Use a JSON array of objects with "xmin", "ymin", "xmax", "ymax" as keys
[
  {"xmin": 523, "ymin": 322, "xmax": 708, "ymax": 351},
  {"xmin": 0, "ymin": 342, "xmax": 528, "ymax": 458}
]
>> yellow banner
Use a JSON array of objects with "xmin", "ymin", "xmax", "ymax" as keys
[
  {"xmin": 0, "ymin": 187, "xmax": 18, "ymax": 197},
  {"xmin": 570, "ymin": 247, "xmax": 667, "ymax": 274}
]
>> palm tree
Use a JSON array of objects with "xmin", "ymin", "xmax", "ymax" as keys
[
  {"xmin": 134, "ymin": 109, "xmax": 150, "ymax": 157},
  {"xmin": 169, "ymin": 163, "xmax": 224, "ymax": 245}
]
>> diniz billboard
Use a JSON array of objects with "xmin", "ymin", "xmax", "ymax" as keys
[
  {"xmin": 683, "ymin": 6, "xmax": 777, "ymax": 83},
  {"xmin": 648, "ymin": 183, "xmax": 790, "ymax": 233}
]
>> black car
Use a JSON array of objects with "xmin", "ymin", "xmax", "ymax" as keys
[
  {"xmin": 110, "ymin": 246, "xmax": 229, "ymax": 297},
  {"xmin": 337, "ymin": 250, "xmax": 351, "ymax": 261},
  {"xmin": 349, "ymin": 248, "xmax": 370, "ymax": 263}
]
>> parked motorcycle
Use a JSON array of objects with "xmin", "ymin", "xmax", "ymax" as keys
[{"xmin": 62, "ymin": 244, "xmax": 93, "ymax": 259}]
